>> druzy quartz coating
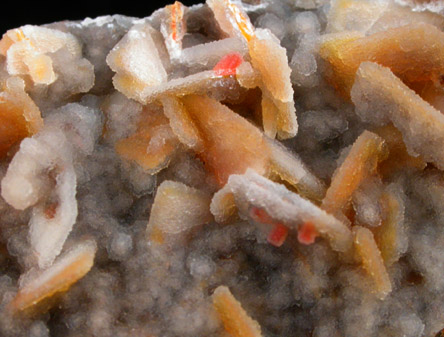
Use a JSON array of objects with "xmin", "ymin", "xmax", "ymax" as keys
[{"xmin": 0, "ymin": 0, "xmax": 444, "ymax": 336}]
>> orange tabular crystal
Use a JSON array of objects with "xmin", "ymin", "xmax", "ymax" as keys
[
  {"xmin": 11, "ymin": 240, "xmax": 96, "ymax": 313},
  {"xmin": 271, "ymin": 98, "xmax": 297, "ymax": 140},
  {"xmin": 147, "ymin": 180, "xmax": 212, "ymax": 237},
  {"xmin": 258, "ymin": 90, "xmax": 297, "ymax": 140},
  {"xmin": 0, "ymin": 30, "xmax": 20, "ymax": 55},
  {"xmin": 0, "ymin": 101, "xmax": 28, "ymax": 157},
  {"xmin": 210, "ymin": 187, "xmax": 238, "ymax": 223},
  {"xmin": 248, "ymin": 29, "xmax": 297, "ymax": 139},
  {"xmin": 207, "ymin": 0, "xmax": 255, "ymax": 41},
  {"xmin": 322, "ymin": 130, "xmax": 387, "ymax": 216},
  {"xmin": 266, "ymin": 138, "xmax": 326, "ymax": 202},
  {"xmin": 320, "ymin": 22, "xmax": 444, "ymax": 98},
  {"xmin": 181, "ymin": 95, "xmax": 270, "ymax": 186},
  {"xmin": 373, "ymin": 189, "xmax": 406, "ymax": 267},
  {"xmin": 374, "ymin": 125, "xmax": 426, "ymax": 177},
  {"xmin": 225, "ymin": 0, "xmax": 255, "ymax": 41},
  {"xmin": 416, "ymin": 82, "xmax": 444, "ymax": 114},
  {"xmin": 353, "ymin": 226, "xmax": 392, "ymax": 299},
  {"xmin": 1, "ymin": 26, "xmax": 83, "ymax": 86},
  {"xmin": 106, "ymin": 23, "xmax": 167, "ymax": 103},
  {"xmin": 260, "ymin": 93, "xmax": 278, "ymax": 139},
  {"xmin": 0, "ymin": 77, "xmax": 42, "ymax": 158},
  {"xmin": 351, "ymin": 62, "xmax": 444, "ymax": 171},
  {"xmin": 160, "ymin": 94, "xmax": 317, "ymax": 201},
  {"xmin": 115, "ymin": 109, "xmax": 179, "ymax": 173},
  {"xmin": 23, "ymin": 52, "xmax": 57, "ymax": 85},
  {"xmin": 141, "ymin": 70, "xmax": 228, "ymax": 104},
  {"xmin": 318, "ymin": 31, "xmax": 363, "ymax": 98},
  {"xmin": 161, "ymin": 95, "xmax": 203, "ymax": 151},
  {"xmin": 235, "ymin": 61, "xmax": 260, "ymax": 89},
  {"xmin": 212, "ymin": 286, "xmax": 262, "ymax": 337},
  {"xmin": 248, "ymin": 31, "xmax": 293, "ymax": 104}
]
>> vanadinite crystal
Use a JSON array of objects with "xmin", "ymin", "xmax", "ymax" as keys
[{"xmin": 1, "ymin": 0, "xmax": 444, "ymax": 336}]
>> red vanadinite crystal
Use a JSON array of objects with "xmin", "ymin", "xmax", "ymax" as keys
[
  {"xmin": 268, "ymin": 223, "xmax": 289, "ymax": 247},
  {"xmin": 250, "ymin": 206, "xmax": 275, "ymax": 224},
  {"xmin": 213, "ymin": 53, "xmax": 244, "ymax": 76},
  {"xmin": 297, "ymin": 222, "xmax": 318, "ymax": 245}
]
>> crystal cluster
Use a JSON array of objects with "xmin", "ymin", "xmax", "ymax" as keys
[{"xmin": 0, "ymin": 0, "xmax": 444, "ymax": 336}]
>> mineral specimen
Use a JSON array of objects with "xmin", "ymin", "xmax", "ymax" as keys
[{"xmin": 1, "ymin": 0, "xmax": 444, "ymax": 336}]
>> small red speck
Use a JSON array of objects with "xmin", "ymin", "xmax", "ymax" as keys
[
  {"xmin": 213, "ymin": 53, "xmax": 243, "ymax": 76},
  {"xmin": 44, "ymin": 203, "xmax": 58, "ymax": 219},
  {"xmin": 297, "ymin": 222, "xmax": 318, "ymax": 245},
  {"xmin": 268, "ymin": 223, "xmax": 289, "ymax": 247}
]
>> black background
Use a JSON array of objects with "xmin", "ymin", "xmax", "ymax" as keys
[{"xmin": 0, "ymin": 0, "xmax": 202, "ymax": 35}]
